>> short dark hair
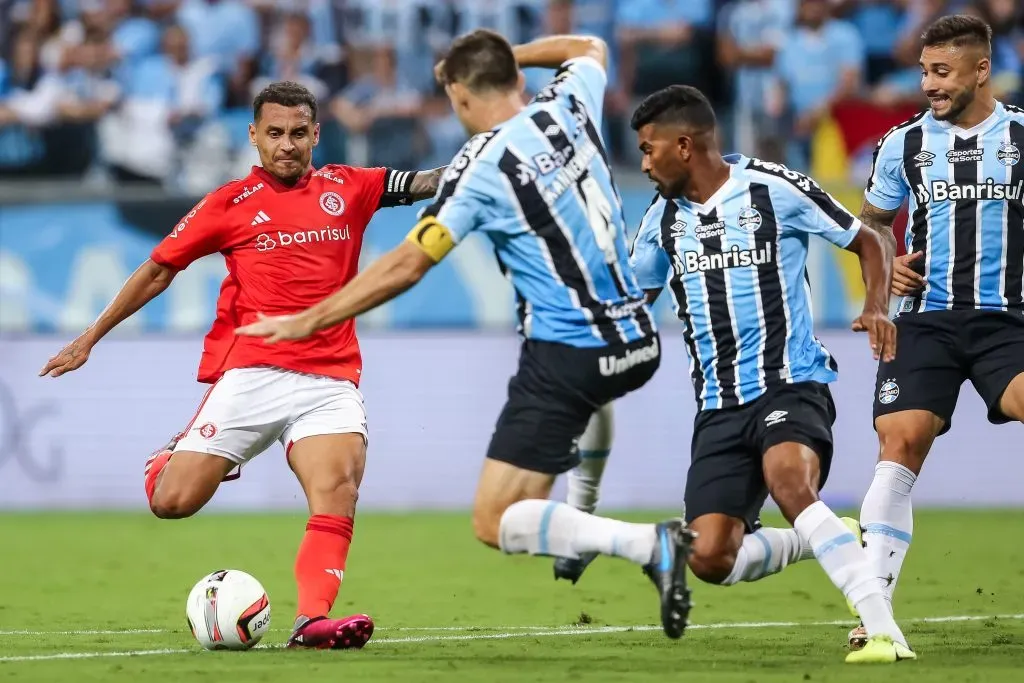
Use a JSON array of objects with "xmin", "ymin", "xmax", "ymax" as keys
[
  {"xmin": 253, "ymin": 81, "xmax": 318, "ymax": 122},
  {"xmin": 440, "ymin": 29, "xmax": 519, "ymax": 93},
  {"xmin": 922, "ymin": 15, "xmax": 992, "ymax": 55},
  {"xmin": 630, "ymin": 85, "xmax": 717, "ymax": 133}
]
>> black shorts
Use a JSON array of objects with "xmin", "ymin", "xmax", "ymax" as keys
[
  {"xmin": 485, "ymin": 334, "xmax": 661, "ymax": 475},
  {"xmin": 684, "ymin": 381, "xmax": 836, "ymax": 532},
  {"xmin": 873, "ymin": 310, "xmax": 1024, "ymax": 434}
]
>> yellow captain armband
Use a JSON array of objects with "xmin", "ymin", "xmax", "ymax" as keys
[{"xmin": 406, "ymin": 216, "xmax": 456, "ymax": 262}]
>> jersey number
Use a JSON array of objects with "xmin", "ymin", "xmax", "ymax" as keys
[{"xmin": 581, "ymin": 176, "xmax": 617, "ymax": 264}]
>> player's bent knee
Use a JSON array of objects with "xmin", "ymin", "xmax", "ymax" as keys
[
  {"xmin": 688, "ymin": 546, "xmax": 737, "ymax": 585},
  {"xmin": 874, "ymin": 411, "xmax": 941, "ymax": 472},
  {"xmin": 768, "ymin": 482, "xmax": 820, "ymax": 524},
  {"xmin": 149, "ymin": 489, "xmax": 204, "ymax": 519},
  {"xmin": 471, "ymin": 506, "xmax": 502, "ymax": 549}
]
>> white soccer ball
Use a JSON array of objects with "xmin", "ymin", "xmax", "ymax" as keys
[{"xmin": 185, "ymin": 569, "xmax": 271, "ymax": 650}]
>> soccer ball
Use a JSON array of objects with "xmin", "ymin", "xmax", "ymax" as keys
[{"xmin": 185, "ymin": 569, "xmax": 271, "ymax": 650}]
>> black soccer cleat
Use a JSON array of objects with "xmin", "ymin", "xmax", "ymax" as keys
[
  {"xmin": 642, "ymin": 519, "xmax": 696, "ymax": 640},
  {"xmin": 553, "ymin": 553, "xmax": 598, "ymax": 584}
]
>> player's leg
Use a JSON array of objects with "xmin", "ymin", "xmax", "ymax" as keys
[
  {"xmin": 146, "ymin": 371, "xmax": 281, "ymax": 518},
  {"xmin": 482, "ymin": 337, "xmax": 693, "ymax": 638},
  {"xmin": 763, "ymin": 441, "xmax": 912, "ymax": 662},
  {"xmin": 756, "ymin": 382, "xmax": 913, "ymax": 662},
  {"xmin": 280, "ymin": 377, "xmax": 372, "ymax": 650},
  {"xmin": 857, "ymin": 312, "xmax": 963, "ymax": 636},
  {"xmin": 554, "ymin": 402, "xmax": 614, "ymax": 583},
  {"xmin": 683, "ymin": 406, "xmax": 813, "ymax": 587},
  {"xmin": 996, "ymin": 372, "xmax": 1024, "ymax": 421},
  {"xmin": 147, "ymin": 447, "xmax": 236, "ymax": 519}
]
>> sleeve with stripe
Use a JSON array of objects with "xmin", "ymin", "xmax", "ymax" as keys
[
  {"xmin": 864, "ymin": 127, "xmax": 910, "ymax": 211},
  {"xmin": 414, "ymin": 156, "xmax": 503, "ymax": 248},
  {"xmin": 745, "ymin": 158, "xmax": 861, "ymax": 248},
  {"xmin": 531, "ymin": 56, "xmax": 607, "ymax": 128},
  {"xmin": 628, "ymin": 198, "xmax": 671, "ymax": 290}
]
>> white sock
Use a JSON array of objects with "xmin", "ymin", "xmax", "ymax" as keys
[
  {"xmin": 567, "ymin": 403, "xmax": 613, "ymax": 513},
  {"xmin": 498, "ymin": 499, "xmax": 656, "ymax": 565},
  {"xmin": 794, "ymin": 501, "xmax": 907, "ymax": 647},
  {"xmin": 721, "ymin": 527, "xmax": 815, "ymax": 585},
  {"xmin": 860, "ymin": 461, "xmax": 916, "ymax": 609}
]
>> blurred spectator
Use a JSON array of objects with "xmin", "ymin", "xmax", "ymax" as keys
[
  {"xmin": 1, "ymin": 0, "xmax": 1023, "ymax": 184},
  {"xmin": 175, "ymin": 0, "xmax": 260, "ymax": 106},
  {"xmin": 966, "ymin": 0, "xmax": 1022, "ymax": 101},
  {"xmin": 98, "ymin": 23, "xmax": 225, "ymax": 185},
  {"xmin": 770, "ymin": 0, "xmax": 864, "ymax": 169},
  {"xmin": 717, "ymin": 0, "xmax": 793, "ymax": 161},
  {"xmin": 330, "ymin": 44, "xmax": 425, "ymax": 168},
  {"xmin": 250, "ymin": 11, "xmax": 337, "ymax": 101},
  {"xmin": 345, "ymin": 0, "xmax": 439, "ymax": 95},
  {"xmin": 835, "ymin": 0, "xmax": 908, "ymax": 85}
]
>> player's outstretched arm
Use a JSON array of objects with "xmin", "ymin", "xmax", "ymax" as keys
[
  {"xmin": 845, "ymin": 227, "xmax": 897, "ymax": 362},
  {"xmin": 236, "ymin": 240, "xmax": 440, "ymax": 344},
  {"xmin": 379, "ymin": 166, "xmax": 448, "ymax": 207},
  {"xmin": 39, "ymin": 259, "xmax": 178, "ymax": 377},
  {"xmin": 511, "ymin": 34, "xmax": 608, "ymax": 70}
]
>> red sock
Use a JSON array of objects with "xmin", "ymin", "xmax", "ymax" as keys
[
  {"xmin": 144, "ymin": 450, "xmax": 174, "ymax": 508},
  {"xmin": 295, "ymin": 514, "xmax": 354, "ymax": 619}
]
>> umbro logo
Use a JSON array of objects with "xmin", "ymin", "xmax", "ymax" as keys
[
  {"xmin": 912, "ymin": 151, "xmax": 935, "ymax": 168},
  {"xmin": 324, "ymin": 569, "xmax": 344, "ymax": 580},
  {"xmin": 251, "ymin": 210, "xmax": 271, "ymax": 226},
  {"xmin": 764, "ymin": 410, "xmax": 788, "ymax": 426},
  {"xmin": 543, "ymin": 124, "xmax": 561, "ymax": 137}
]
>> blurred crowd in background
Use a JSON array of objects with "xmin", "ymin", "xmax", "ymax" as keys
[{"xmin": 1, "ymin": 0, "xmax": 1022, "ymax": 194}]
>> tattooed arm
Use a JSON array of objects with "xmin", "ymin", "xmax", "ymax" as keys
[
  {"xmin": 859, "ymin": 199, "xmax": 899, "ymax": 263},
  {"xmin": 860, "ymin": 198, "xmax": 925, "ymax": 296},
  {"xmin": 378, "ymin": 166, "xmax": 448, "ymax": 207},
  {"xmin": 408, "ymin": 167, "xmax": 446, "ymax": 201}
]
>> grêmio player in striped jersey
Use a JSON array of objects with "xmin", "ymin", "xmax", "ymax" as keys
[{"xmin": 849, "ymin": 14, "xmax": 1024, "ymax": 652}]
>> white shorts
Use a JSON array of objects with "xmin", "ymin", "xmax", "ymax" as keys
[{"xmin": 174, "ymin": 366, "xmax": 367, "ymax": 469}]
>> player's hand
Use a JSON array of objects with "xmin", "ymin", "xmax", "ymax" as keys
[
  {"xmin": 39, "ymin": 335, "xmax": 94, "ymax": 377},
  {"xmin": 891, "ymin": 251, "xmax": 926, "ymax": 296},
  {"xmin": 234, "ymin": 313, "xmax": 316, "ymax": 344},
  {"xmin": 851, "ymin": 310, "xmax": 897, "ymax": 362}
]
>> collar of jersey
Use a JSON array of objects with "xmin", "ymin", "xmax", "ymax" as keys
[
  {"xmin": 674, "ymin": 155, "xmax": 744, "ymax": 214},
  {"xmin": 932, "ymin": 101, "xmax": 1005, "ymax": 139},
  {"xmin": 251, "ymin": 165, "xmax": 315, "ymax": 192}
]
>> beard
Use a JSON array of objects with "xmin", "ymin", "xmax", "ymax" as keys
[{"xmin": 933, "ymin": 86, "xmax": 975, "ymax": 122}]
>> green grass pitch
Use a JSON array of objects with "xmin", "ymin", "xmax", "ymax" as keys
[{"xmin": 0, "ymin": 510, "xmax": 1022, "ymax": 682}]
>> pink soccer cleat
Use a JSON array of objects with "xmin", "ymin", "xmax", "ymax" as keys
[{"xmin": 287, "ymin": 614, "xmax": 374, "ymax": 650}]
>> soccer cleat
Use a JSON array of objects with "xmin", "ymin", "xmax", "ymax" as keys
[
  {"xmin": 287, "ymin": 614, "xmax": 374, "ymax": 650},
  {"xmin": 642, "ymin": 519, "xmax": 696, "ymax": 639},
  {"xmin": 553, "ymin": 553, "xmax": 598, "ymax": 584},
  {"xmin": 840, "ymin": 517, "xmax": 864, "ymax": 618},
  {"xmin": 845, "ymin": 634, "xmax": 916, "ymax": 663},
  {"xmin": 849, "ymin": 624, "xmax": 868, "ymax": 650}
]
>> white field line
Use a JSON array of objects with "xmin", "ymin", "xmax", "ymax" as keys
[
  {"xmin": 2, "ymin": 612, "xmax": 1023, "ymax": 637},
  {"xmin": 0, "ymin": 613, "xmax": 1021, "ymax": 663}
]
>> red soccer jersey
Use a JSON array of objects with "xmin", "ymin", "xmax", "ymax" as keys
[{"xmin": 152, "ymin": 164, "xmax": 398, "ymax": 386}]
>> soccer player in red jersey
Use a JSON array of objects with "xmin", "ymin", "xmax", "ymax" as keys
[{"xmin": 38, "ymin": 81, "xmax": 445, "ymax": 650}]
